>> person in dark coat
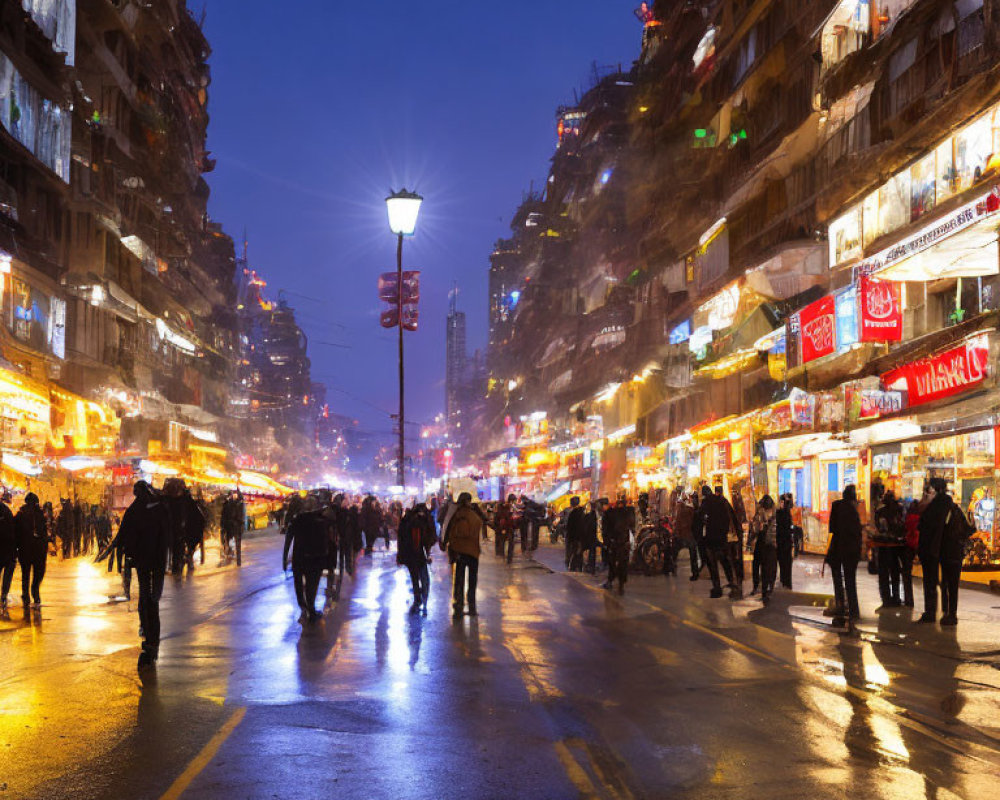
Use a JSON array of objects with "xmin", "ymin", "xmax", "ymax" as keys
[
  {"xmin": 565, "ymin": 497, "xmax": 586, "ymax": 572},
  {"xmin": 601, "ymin": 495, "xmax": 634, "ymax": 595},
  {"xmin": 0, "ymin": 490, "xmax": 17, "ymax": 610},
  {"xmin": 56, "ymin": 498, "xmax": 74, "ymax": 559},
  {"xmin": 164, "ymin": 480, "xmax": 206, "ymax": 574},
  {"xmin": 15, "ymin": 493, "xmax": 49, "ymax": 608},
  {"xmin": 873, "ymin": 490, "xmax": 906, "ymax": 609},
  {"xmin": 119, "ymin": 481, "xmax": 170, "ymax": 668},
  {"xmin": 917, "ymin": 477, "xmax": 966, "ymax": 625},
  {"xmin": 493, "ymin": 495, "xmax": 516, "ymax": 561},
  {"xmin": 826, "ymin": 484, "xmax": 862, "ymax": 624},
  {"xmin": 672, "ymin": 492, "xmax": 700, "ymax": 581},
  {"xmin": 581, "ymin": 501, "xmax": 599, "ymax": 574},
  {"xmin": 397, "ymin": 502, "xmax": 435, "ymax": 614},
  {"xmin": 775, "ymin": 494, "xmax": 794, "ymax": 589},
  {"xmin": 749, "ymin": 495, "xmax": 778, "ymax": 601},
  {"xmin": 700, "ymin": 485, "xmax": 740, "ymax": 598},
  {"xmin": 283, "ymin": 495, "xmax": 328, "ymax": 622},
  {"xmin": 360, "ymin": 496, "xmax": 382, "ymax": 555}
]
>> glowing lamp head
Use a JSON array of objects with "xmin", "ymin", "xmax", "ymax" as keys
[{"xmin": 385, "ymin": 188, "xmax": 423, "ymax": 236}]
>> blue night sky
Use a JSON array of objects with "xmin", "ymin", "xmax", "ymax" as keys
[{"xmin": 203, "ymin": 1, "xmax": 640, "ymax": 436}]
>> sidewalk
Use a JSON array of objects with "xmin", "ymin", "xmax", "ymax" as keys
[{"xmin": 526, "ymin": 540, "xmax": 1000, "ymax": 659}]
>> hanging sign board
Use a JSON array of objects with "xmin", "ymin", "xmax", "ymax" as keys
[
  {"xmin": 881, "ymin": 335, "xmax": 989, "ymax": 408},
  {"xmin": 859, "ymin": 277, "xmax": 902, "ymax": 341}
]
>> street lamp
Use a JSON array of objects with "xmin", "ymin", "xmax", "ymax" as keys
[{"xmin": 385, "ymin": 188, "xmax": 423, "ymax": 488}]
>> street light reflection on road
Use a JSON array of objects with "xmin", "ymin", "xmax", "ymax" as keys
[{"xmin": 73, "ymin": 558, "xmax": 115, "ymax": 607}]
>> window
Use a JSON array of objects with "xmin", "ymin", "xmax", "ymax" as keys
[
  {"xmin": 873, "ymin": 0, "xmax": 919, "ymax": 38},
  {"xmin": 910, "ymin": 152, "xmax": 936, "ymax": 221},
  {"xmin": 878, "ymin": 172, "xmax": 910, "ymax": 238},
  {"xmin": 887, "ymin": 37, "xmax": 920, "ymax": 118},
  {"xmin": 936, "ymin": 138, "xmax": 956, "ymax": 204},
  {"xmin": 0, "ymin": 53, "xmax": 70, "ymax": 181},
  {"xmin": 957, "ymin": 0, "xmax": 985, "ymax": 59},
  {"xmin": 733, "ymin": 27, "xmax": 757, "ymax": 86},
  {"xmin": 20, "ymin": 0, "xmax": 75, "ymax": 64},
  {"xmin": 829, "ymin": 205, "xmax": 862, "ymax": 266},
  {"xmin": 821, "ymin": 0, "xmax": 871, "ymax": 70},
  {"xmin": 953, "ymin": 110, "xmax": 994, "ymax": 193}
]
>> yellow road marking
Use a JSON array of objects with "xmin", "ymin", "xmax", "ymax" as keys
[
  {"xmin": 159, "ymin": 706, "xmax": 247, "ymax": 800},
  {"xmin": 577, "ymin": 738, "xmax": 635, "ymax": 800},
  {"xmin": 553, "ymin": 740, "xmax": 600, "ymax": 799}
]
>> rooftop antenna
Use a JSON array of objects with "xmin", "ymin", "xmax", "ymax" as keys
[
  {"xmin": 242, "ymin": 226, "xmax": 248, "ymax": 263},
  {"xmin": 449, "ymin": 282, "xmax": 458, "ymax": 315}
]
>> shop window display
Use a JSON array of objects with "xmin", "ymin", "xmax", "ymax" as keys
[
  {"xmin": 898, "ymin": 432, "xmax": 997, "ymax": 564},
  {"xmin": 820, "ymin": 458, "xmax": 857, "ymax": 512}
]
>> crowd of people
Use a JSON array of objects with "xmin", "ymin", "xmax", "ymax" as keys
[{"xmin": 3, "ymin": 468, "xmax": 978, "ymax": 674}]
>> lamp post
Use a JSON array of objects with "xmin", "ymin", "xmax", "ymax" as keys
[{"xmin": 385, "ymin": 188, "xmax": 423, "ymax": 489}]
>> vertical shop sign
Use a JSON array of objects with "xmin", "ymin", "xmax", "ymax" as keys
[
  {"xmin": 835, "ymin": 288, "xmax": 859, "ymax": 352},
  {"xmin": 882, "ymin": 335, "xmax": 990, "ymax": 407},
  {"xmin": 799, "ymin": 295, "xmax": 836, "ymax": 363},
  {"xmin": 859, "ymin": 277, "xmax": 902, "ymax": 341}
]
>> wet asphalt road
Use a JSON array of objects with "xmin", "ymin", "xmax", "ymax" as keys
[{"xmin": 1, "ymin": 531, "xmax": 999, "ymax": 799}]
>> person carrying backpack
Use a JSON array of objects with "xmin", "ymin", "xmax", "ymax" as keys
[
  {"xmin": 397, "ymin": 502, "xmax": 436, "ymax": 615},
  {"xmin": 917, "ymin": 477, "xmax": 971, "ymax": 626}
]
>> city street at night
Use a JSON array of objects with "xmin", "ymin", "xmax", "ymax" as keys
[
  {"xmin": 3, "ymin": 536, "xmax": 999, "ymax": 799},
  {"xmin": 7, "ymin": 0, "xmax": 1000, "ymax": 797}
]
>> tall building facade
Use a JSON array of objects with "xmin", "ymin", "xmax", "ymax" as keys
[
  {"xmin": 0, "ymin": 2, "xmax": 299, "ymax": 500},
  {"xmin": 445, "ymin": 289, "xmax": 467, "ymax": 439},
  {"xmin": 235, "ymin": 262, "xmax": 319, "ymax": 462},
  {"xmin": 480, "ymin": 0, "xmax": 1000, "ymax": 569}
]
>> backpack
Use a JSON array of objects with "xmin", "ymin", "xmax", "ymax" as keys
[
  {"xmin": 944, "ymin": 503, "xmax": 975, "ymax": 542},
  {"xmin": 419, "ymin": 515, "xmax": 438, "ymax": 550}
]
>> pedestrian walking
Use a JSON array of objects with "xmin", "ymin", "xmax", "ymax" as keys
[
  {"xmin": 0, "ymin": 490, "xmax": 16, "ymax": 612},
  {"xmin": 700, "ymin": 485, "xmax": 739, "ymax": 599},
  {"xmin": 565, "ymin": 497, "xmax": 586, "ymax": 571},
  {"xmin": 282, "ymin": 495, "xmax": 328, "ymax": 623},
  {"xmin": 775, "ymin": 494, "xmax": 794, "ymax": 589},
  {"xmin": 582, "ymin": 500, "xmax": 599, "ymax": 574},
  {"xmin": 57, "ymin": 498, "xmax": 74, "ymax": 559},
  {"xmin": 825, "ymin": 484, "xmax": 862, "ymax": 625},
  {"xmin": 601, "ymin": 494, "xmax": 634, "ymax": 595},
  {"xmin": 749, "ymin": 495, "xmax": 778, "ymax": 601},
  {"xmin": 917, "ymin": 477, "xmax": 972, "ymax": 626},
  {"xmin": 494, "ymin": 495, "xmax": 516, "ymax": 560},
  {"xmin": 397, "ymin": 502, "xmax": 436, "ymax": 614},
  {"xmin": 117, "ymin": 481, "xmax": 170, "ymax": 669},
  {"xmin": 15, "ymin": 493, "xmax": 49, "ymax": 609},
  {"xmin": 360, "ymin": 495, "xmax": 382, "ymax": 555},
  {"xmin": 672, "ymin": 492, "xmax": 700, "ymax": 581},
  {"xmin": 441, "ymin": 492, "xmax": 482, "ymax": 619}
]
